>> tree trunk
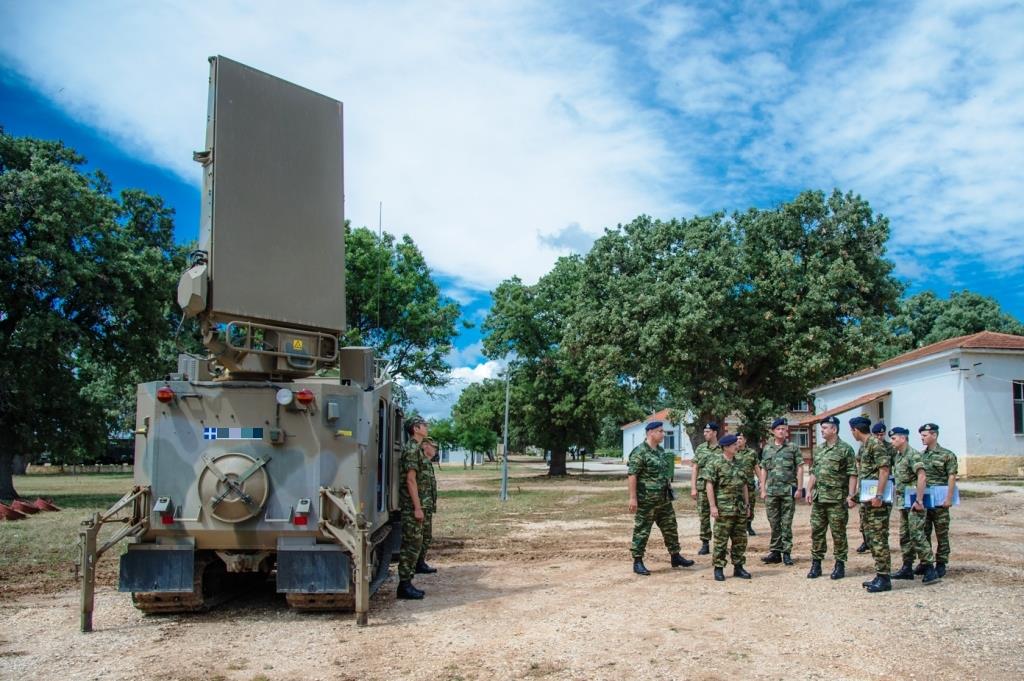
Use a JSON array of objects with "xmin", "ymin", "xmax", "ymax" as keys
[
  {"xmin": 13, "ymin": 453, "xmax": 28, "ymax": 475},
  {"xmin": 547, "ymin": 447, "xmax": 567, "ymax": 476},
  {"xmin": 0, "ymin": 451, "xmax": 19, "ymax": 501}
]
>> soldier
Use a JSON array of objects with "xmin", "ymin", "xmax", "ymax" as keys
[
  {"xmin": 735, "ymin": 433, "xmax": 761, "ymax": 536},
  {"xmin": 806, "ymin": 415, "xmax": 857, "ymax": 580},
  {"xmin": 690, "ymin": 422, "xmax": 722, "ymax": 555},
  {"xmin": 628, "ymin": 421, "xmax": 695, "ymax": 575},
  {"xmin": 706, "ymin": 434, "xmax": 751, "ymax": 581},
  {"xmin": 759, "ymin": 417, "xmax": 804, "ymax": 566},
  {"xmin": 397, "ymin": 417, "xmax": 432, "ymax": 599},
  {"xmin": 415, "ymin": 437, "xmax": 440, "ymax": 576},
  {"xmin": 888, "ymin": 427, "xmax": 939, "ymax": 584},
  {"xmin": 913, "ymin": 423, "xmax": 958, "ymax": 578},
  {"xmin": 850, "ymin": 416, "xmax": 893, "ymax": 593}
]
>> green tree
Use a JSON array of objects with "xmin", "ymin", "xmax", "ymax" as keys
[
  {"xmin": 451, "ymin": 379, "xmax": 507, "ymax": 461},
  {"xmin": 887, "ymin": 290, "xmax": 1023, "ymax": 354},
  {"xmin": 427, "ymin": 417, "xmax": 459, "ymax": 453},
  {"xmin": 344, "ymin": 225, "xmax": 461, "ymax": 398},
  {"xmin": 0, "ymin": 131, "xmax": 189, "ymax": 499}
]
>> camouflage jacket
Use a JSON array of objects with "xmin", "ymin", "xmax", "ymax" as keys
[
  {"xmin": 693, "ymin": 442, "xmax": 723, "ymax": 484},
  {"xmin": 705, "ymin": 455, "xmax": 749, "ymax": 516},
  {"xmin": 892, "ymin": 444, "xmax": 924, "ymax": 496},
  {"xmin": 399, "ymin": 439, "xmax": 435, "ymax": 513},
  {"xmin": 628, "ymin": 442, "xmax": 675, "ymax": 497},
  {"xmin": 921, "ymin": 444, "xmax": 958, "ymax": 486},
  {"xmin": 857, "ymin": 436, "xmax": 893, "ymax": 489},
  {"xmin": 761, "ymin": 441, "xmax": 802, "ymax": 496},
  {"xmin": 736, "ymin": 447, "xmax": 759, "ymax": 484},
  {"xmin": 811, "ymin": 439, "xmax": 856, "ymax": 504}
]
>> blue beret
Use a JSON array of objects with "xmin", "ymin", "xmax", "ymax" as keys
[
  {"xmin": 919, "ymin": 422, "xmax": 939, "ymax": 433},
  {"xmin": 888, "ymin": 426, "xmax": 909, "ymax": 436},
  {"xmin": 849, "ymin": 416, "xmax": 871, "ymax": 429},
  {"xmin": 645, "ymin": 420, "xmax": 663, "ymax": 431},
  {"xmin": 821, "ymin": 416, "xmax": 840, "ymax": 426},
  {"xmin": 871, "ymin": 422, "xmax": 886, "ymax": 434},
  {"xmin": 719, "ymin": 434, "xmax": 738, "ymax": 447},
  {"xmin": 771, "ymin": 417, "xmax": 788, "ymax": 429},
  {"xmin": 704, "ymin": 422, "xmax": 720, "ymax": 432}
]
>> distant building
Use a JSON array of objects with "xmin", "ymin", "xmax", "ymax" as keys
[
  {"xmin": 795, "ymin": 331, "xmax": 1024, "ymax": 476},
  {"xmin": 620, "ymin": 409, "xmax": 695, "ymax": 463}
]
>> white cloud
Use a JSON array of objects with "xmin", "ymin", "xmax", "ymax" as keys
[
  {"xmin": 0, "ymin": 0, "xmax": 686, "ymax": 290},
  {"xmin": 405, "ymin": 359, "xmax": 504, "ymax": 419}
]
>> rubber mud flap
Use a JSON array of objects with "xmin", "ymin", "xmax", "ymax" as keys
[{"xmin": 119, "ymin": 545, "xmax": 195, "ymax": 592}]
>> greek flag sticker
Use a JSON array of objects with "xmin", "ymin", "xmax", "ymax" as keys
[{"xmin": 202, "ymin": 427, "xmax": 263, "ymax": 441}]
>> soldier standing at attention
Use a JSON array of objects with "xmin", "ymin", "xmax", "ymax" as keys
[
  {"xmin": 914, "ymin": 423, "xmax": 958, "ymax": 578},
  {"xmin": 415, "ymin": 437, "xmax": 440, "ymax": 576},
  {"xmin": 397, "ymin": 417, "xmax": 431, "ymax": 599},
  {"xmin": 735, "ymin": 433, "xmax": 761, "ymax": 537},
  {"xmin": 806, "ymin": 416, "xmax": 857, "ymax": 580},
  {"xmin": 855, "ymin": 422, "xmax": 893, "ymax": 553},
  {"xmin": 849, "ymin": 416, "xmax": 893, "ymax": 593},
  {"xmin": 690, "ymin": 422, "xmax": 722, "ymax": 555},
  {"xmin": 628, "ymin": 421, "xmax": 695, "ymax": 575},
  {"xmin": 706, "ymin": 434, "xmax": 751, "ymax": 581},
  {"xmin": 888, "ymin": 427, "xmax": 939, "ymax": 584},
  {"xmin": 759, "ymin": 417, "xmax": 803, "ymax": 566}
]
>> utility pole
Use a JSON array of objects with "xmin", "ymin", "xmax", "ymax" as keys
[{"xmin": 500, "ymin": 367, "xmax": 511, "ymax": 501}]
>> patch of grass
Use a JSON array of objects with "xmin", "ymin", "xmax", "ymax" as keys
[{"xmin": 959, "ymin": 489, "xmax": 998, "ymax": 499}]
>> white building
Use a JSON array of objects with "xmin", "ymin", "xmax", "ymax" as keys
[
  {"xmin": 798, "ymin": 331, "xmax": 1024, "ymax": 477},
  {"xmin": 620, "ymin": 408, "xmax": 695, "ymax": 463}
]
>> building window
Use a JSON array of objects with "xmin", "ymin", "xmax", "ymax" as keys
[
  {"xmin": 790, "ymin": 400, "xmax": 810, "ymax": 413},
  {"xmin": 665, "ymin": 430, "xmax": 676, "ymax": 451},
  {"xmin": 1014, "ymin": 380, "xmax": 1024, "ymax": 435},
  {"xmin": 878, "ymin": 402, "xmax": 885, "ymax": 420},
  {"xmin": 791, "ymin": 427, "xmax": 810, "ymax": 448}
]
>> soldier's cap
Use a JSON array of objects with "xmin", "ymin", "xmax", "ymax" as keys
[
  {"xmin": 719, "ymin": 434, "xmax": 738, "ymax": 447},
  {"xmin": 871, "ymin": 422, "xmax": 886, "ymax": 434},
  {"xmin": 919, "ymin": 423, "xmax": 939, "ymax": 433},
  {"xmin": 771, "ymin": 417, "xmax": 788, "ymax": 429},
  {"xmin": 423, "ymin": 437, "xmax": 437, "ymax": 446},
  {"xmin": 820, "ymin": 415, "xmax": 840, "ymax": 426},
  {"xmin": 704, "ymin": 422, "xmax": 720, "ymax": 432},
  {"xmin": 888, "ymin": 427, "xmax": 910, "ymax": 437},
  {"xmin": 645, "ymin": 420, "xmax": 664, "ymax": 431},
  {"xmin": 848, "ymin": 416, "xmax": 871, "ymax": 429},
  {"xmin": 404, "ymin": 417, "xmax": 427, "ymax": 435}
]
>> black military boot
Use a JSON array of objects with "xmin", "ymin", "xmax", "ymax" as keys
[
  {"xmin": 761, "ymin": 551, "xmax": 782, "ymax": 564},
  {"xmin": 733, "ymin": 565, "xmax": 751, "ymax": 579},
  {"xmin": 914, "ymin": 562, "xmax": 928, "ymax": 575},
  {"xmin": 936, "ymin": 562, "xmax": 947, "ymax": 578},
  {"xmin": 633, "ymin": 558, "xmax": 651, "ymax": 576},
  {"xmin": 922, "ymin": 563, "xmax": 940, "ymax": 584},
  {"xmin": 713, "ymin": 567, "xmax": 725, "ymax": 581},
  {"xmin": 697, "ymin": 541, "xmax": 710, "ymax": 555},
  {"xmin": 747, "ymin": 521, "xmax": 756, "ymax": 536},
  {"xmin": 397, "ymin": 580, "xmax": 425, "ymax": 599},
  {"xmin": 415, "ymin": 559, "xmax": 438, "ymax": 574},
  {"xmin": 807, "ymin": 559, "xmax": 822, "ymax": 578},
  {"xmin": 671, "ymin": 552, "xmax": 695, "ymax": 568},
  {"xmin": 855, "ymin": 540, "xmax": 869, "ymax": 554},
  {"xmin": 830, "ymin": 560, "xmax": 845, "ymax": 580},
  {"xmin": 782, "ymin": 553, "xmax": 794, "ymax": 566},
  {"xmin": 866, "ymin": 573, "xmax": 892, "ymax": 593},
  {"xmin": 891, "ymin": 562, "xmax": 915, "ymax": 580}
]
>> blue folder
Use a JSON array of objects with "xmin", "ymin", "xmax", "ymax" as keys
[
  {"xmin": 859, "ymin": 478, "xmax": 894, "ymax": 503},
  {"xmin": 903, "ymin": 485, "xmax": 960, "ymax": 508}
]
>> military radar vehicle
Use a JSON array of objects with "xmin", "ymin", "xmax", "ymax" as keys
[{"xmin": 78, "ymin": 56, "xmax": 404, "ymax": 631}]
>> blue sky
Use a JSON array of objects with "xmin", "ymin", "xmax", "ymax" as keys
[{"xmin": 2, "ymin": 0, "xmax": 1022, "ymax": 418}]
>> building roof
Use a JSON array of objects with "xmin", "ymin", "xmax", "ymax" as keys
[
  {"xmin": 620, "ymin": 408, "xmax": 674, "ymax": 430},
  {"xmin": 792, "ymin": 390, "xmax": 890, "ymax": 426},
  {"xmin": 822, "ymin": 331, "xmax": 1024, "ymax": 386}
]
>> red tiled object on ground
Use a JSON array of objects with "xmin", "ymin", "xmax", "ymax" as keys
[
  {"xmin": 34, "ymin": 498, "xmax": 61, "ymax": 511},
  {"xmin": 11, "ymin": 500, "xmax": 40, "ymax": 515},
  {"xmin": 0, "ymin": 502, "xmax": 27, "ymax": 521}
]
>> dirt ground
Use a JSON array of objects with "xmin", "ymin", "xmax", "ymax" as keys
[{"xmin": 2, "ymin": 478, "xmax": 1023, "ymax": 681}]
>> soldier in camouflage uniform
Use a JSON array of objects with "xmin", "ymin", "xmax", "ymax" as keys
[
  {"xmin": 628, "ymin": 421, "xmax": 695, "ymax": 575},
  {"xmin": 397, "ymin": 418, "xmax": 432, "ymax": 599},
  {"xmin": 855, "ymin": 423, "xmax": 890, "ymax": 553},
  {"xmin": 888, "ymin": 427, "xmax": 939, "ymax": 584},
  {"xmin": 690, "ymin": 422, "xmax": 722, "ymax": 555},
  {"xmin": 806, "ymin": 415, "xmax": 857, "ymax": 580},
  {"xmin": 912, "ymin": 423, "xmax": 958, "ymax": 578},
  {"xmin": 706, "ymin": 434, "xmax": 751, "ymax": 581},
  {"xmin": 735, "ymin": 433, "xmax": 761, "ymax": 537},
  {"xmin": 850, "ymin": 416, "xmax": 893, "ymax": 592},
  {"xmin": 415, "ymin": 438, "xmax": 440, "ymax": 575},
  {"xmin": 759, "ymin": 417, "xmax": 804, "ymax": 566}
]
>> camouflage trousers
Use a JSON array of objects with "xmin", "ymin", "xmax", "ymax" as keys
[
  {"xmin": 417, "ymin": 511, "xmax": 434, "ymax": 564},
  {"xmin": 862, "ymin": 504, "xmax": 892, "ymax": 573},
  {"xmin": 748, "ymin": 484, "xmax": 757, "ymax": 518},
  {"xmin": 764, "ymin": 493, "xmax": 796, "ymax": 553},
  {"xmin": 398, "ymin": 509, "xmax": 426, "ymax": 581},
  {"xmin": 897, "ymin": 508, "xmax": 931, "ymax": 564},
  {"xmin": 712, "ymin": 514, "xmax": 747, "ymax": 568},
  {"xmin": 858, "ymin": 503, "xmax": 868, "ymax": 543},
  {"xmin": 631, "ymin": 494, "xmax": 681, "ymax": 559},
  {"xmin": 810, "ymin": 502, "xmax": 849, "ymax": 561},
  {"xmin": 697, "ymin": 488, "xmax": 712, "ymax": 542},
  {"xmin": 910, "ymin": 506, "xmax": 952, "ymax": 565}
]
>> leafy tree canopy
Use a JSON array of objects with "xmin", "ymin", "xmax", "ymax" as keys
[{"xmin": 886, "ymin": 290, "xmax": 1023, "ymax": 354}]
